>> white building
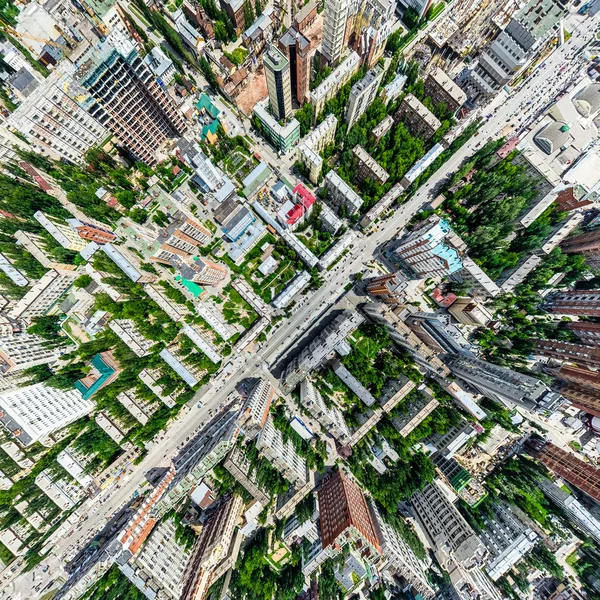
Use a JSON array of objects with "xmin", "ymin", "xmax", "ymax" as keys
[
  {"xmin": 116, "ymin": 390, "xmax": 158, "ymax": 426},
  {"xmin": 324, "ymin": 171, "xmax": 364, "ymax": 216},
  {"xmin": 35, "ymin": 469, "xmax": 85, "ymax": 510},
  {"xmin": 321, "ymin": 0, "xmax": 353, "ymax": 64},
  {"xmin": 237, "ymin": 379, "xmax": 276, "ymax": 439},
  {"xmin": 346, "ymin": 65, "xmax": 384, "ymax": 130},
  {"xmin": 57, "ymin": 448, "xmax": 94, "ymax": 488},
  {"xmin": 0, "ymin": 253, "xmax": 28, "ymax": 287},
  {"xmin": 0, "ymin": 329, "xmax": 70, "ymax": 373},
  {"xmin": 33, "ymin": 211, "xmax": 88, "ymax": 251},
  {"xmin": 8, "ymin": 267, "xmax": 78, "ymax": 321},
  {"xmin": 182, "ymin": 324, "xmax": 222, "ymax": 364},
  {"xmin": 256, "ymin": 415, "xmax": 307, "ymax": 486},
  {"xmin": 108, "ymin": 319, "xmax": 155, "ymax": 357},
  {"xmin": 0, "ymin": 383, "xmax": 92, "ymax": 446},
  {"xmin": 310, "ymin": 52, "xmax": 360, "ymax": 116}
]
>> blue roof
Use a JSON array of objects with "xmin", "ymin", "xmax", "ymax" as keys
[
  {"xmin": 75, "ymin": 354, "xmax": 116, "ymax": 400},
  {"xmin": 433, "ymin": 242, "xmax": 463, "ymax": 274}
]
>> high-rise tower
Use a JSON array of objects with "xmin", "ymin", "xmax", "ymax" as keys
[{"xmin": 264, "ymin": 45, "xmax": 293, "ymax": 121}]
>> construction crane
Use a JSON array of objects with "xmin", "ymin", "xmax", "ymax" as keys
[
  {"xmin": 74, "ymin": 0, "xmax": 109, "ymax": 36},
  {"xmin": 0, "ymin": 18, "xmax": 70, "ymax": 65}
]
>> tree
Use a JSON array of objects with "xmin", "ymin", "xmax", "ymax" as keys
[
  {"xmin": 27, "ymin": 316, "xmax": 62, "ymax": 340},
  {"xmin": 255, "ymin": 0, "xmax": 262, "ymax": 16},
  {"xmin": 129, "ymin": 208, "xmax": 148, "ymax": 224},
  {"xmin": 243, "ymin": 0, "xmax": 255, "ymax": 27},
  {"xmin": 73, "ymin": 274, "xmax": 93, "ymax": 288},
  {"xmin": 199, "ymin": 55, "xmax": 218, "ymax": 89},
  {"xmin": 295, "ymin": 103, "xmax": 314, "ymax": 137}
]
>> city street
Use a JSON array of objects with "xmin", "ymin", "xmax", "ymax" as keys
[{"xmin": 7, "ymin": 11, "xmax": 599, "ymax": 599}]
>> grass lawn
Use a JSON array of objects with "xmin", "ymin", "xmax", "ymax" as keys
[{"xmin": 296, "ymin": 231, "xmax": 334, "ymax": 258}]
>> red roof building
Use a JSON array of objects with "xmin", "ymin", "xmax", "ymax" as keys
[{"xmin": 317, "ymin": 469, "xmax": 382, "ymax": 559}]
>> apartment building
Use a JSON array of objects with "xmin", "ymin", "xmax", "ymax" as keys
[
  {"xmin": 465, "ymin": 0, "xmax": 564, "ymax": 99},
  {"xmin": 8, "ymin": 267, "xmax": 78, "ymax": 321},
  {"xmin": 543, "ymin": 290, "xmax": 600, "ymax": 317},
  {"xmin": 236, "ymin": 379, "xmax": 276, "ymax": 439},
  {"xmin": 297, "ymin": 114, "xmax": 338, "ymax": 183},
  {"xmin": 479, "ymin": 503, "xmax": 538, "ymax": 580},
  {"xmin": 534, "ymin": 339, "xmax": 600, "ymax": 369},
  {"xmin": 526, "ymin": 438, "xmax": 600, "ymax": 503},
  {"xmin": 264, "ymin": 45, "xmax": 293, "ymax": 121},
  {"xmin": 318, "ymin": 469, "xmax": 382, "ymax": 560},
  {"xmin": 33, "ymin": 211, "xmax": 89, "ymax": 252},
  {"xmin": 102, "ymin": 243, "xmax": 157, "ymax": 284},
  {"xmin": 171, "ymin": 255, "xmax": 228, "ymax": 286},
  {"xmin": 346, "ymin": 65, "xmax": 384, "ymax": 130},
  {"xmin": 69, "ymin": 220, "xmax": 116, "ymax": 245},
  {"xmin": 152, "ymin": 211, "xmax": 212, "ymax": 265},
  {"xmin": 116, "ymin": 390, "xmax": 158, "ymax": 426},
  {"xmin": 299, "ymin": 378, "xmax": 351, "ymax": 444},
  {"xmin": 411, "ymin": 481, "xmax": 487, "ymax": 569},
  {"xmin": 353, "ymin": 145, "xmax": 389, "ymax": 184},
  {"xmin": 394, "ymin": 94, "xmax": 441, "ymax": 140},
  {"xmin": 310, "ymin": 52, "xmax": 361, "ymax": 116},
  {"xmin": 0, "ymin": 329, "xmax": 69, "ymax": 373},
  {"xmin": 282, "ymin": 310, "xmax": 363, "ymax": 392},
  {"xmin": 35, "ymin": 469, "xmax": 85, "ymax": 510},
  {"xmin": 321, "ymin": 0, "xmax": 353, "ymax": 64},
  {"xmin": 448, "ymin": 297, "xmax": 494, "ymax": 327},
  {"xmin": 562, "ymin": 228, "xmax": 600, "ymax": 269},
  {"xmin": 76, "ymin": 34, "xmax": 187, "ymax": 165},
  {"xmin": 6, "ymin": 68, "xmax": 108, "ymax": 163},
  {"xmin": 324, "ymin": 170, "xmax": 364, "ymax": 216},
  {"xmin": 108, "ymin": 319, "xmax": 155, "ymax": 357},
  {"xmin": 278, "ymin": 28, "xmax": 311, "ymax": 105},
  {"xmin": 424, "ymin": 68, "xmax": 467, "ymax": 114},
  {"xmin": 446, "ymin": 354, "xmax": 550, "ymax": 406},
  {"xmin": 395, "ymin": 215, "xmax": 462, "ymax": 279},
  {"xmin": 256, "ymin": 415, "xmax": 307, "ymax": 486},
  {"xmin": 566, "ymin": 322, "xmax": 600, "ymax": 348},
  {"xmin": 0, "ymin": 383, "xmax": 92, "ymax": 446},
  {"xmin": 222, "ymin": 446, "xmax": 269, "ymax": 504}
]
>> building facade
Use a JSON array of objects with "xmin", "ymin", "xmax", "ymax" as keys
[
  {"xmin": 345, "ymin": 65, "xmax": 384, "ymax": 130},
  {"xmin": 543, "ymin": 290, "xmax": 600, "ymax": 317},
  {"xmin": 279, "ymin": 28, "xmax": 311, "ymax": 105},
  {"xmin": 264, "ymin": 45, "xmax": 293, "ymax": 121},
  {"xmin": 534, "ymin": 339, "xmax": 600, "ymax": 369},
  {"xmin": 394, "ymin": 94, "xmax": 441, "ymax": 140}
]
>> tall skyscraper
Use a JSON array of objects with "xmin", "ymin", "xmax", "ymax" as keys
[
  {"xmin": 534, "ymin": 339, "xmax": 600, "ymax": 369},
  {"xmin": 526, "ymin": 438, "xmax": 600, "ymax": 503},
  {"xmin": 466, "ymin": 0, "xmax": 564, "ymax": 99},
  {"xmin": 76, "ymin": 34, "xmax": 187, "ymax": 165},
  {"xmin": 279, "ymin": 28, "xmax": 311, "ymax": 105},
  {"xmin": 264, "ymin": 45, "xmax": 293, "ymax": 121},
  {"xmin": 544, "ymin": 290, "xmax": 600, "ymax": 317},
  {"xmin": 0, "ymin": 383, "xmax": 92, "ymax": 445},
  {"xmin": 321, "ymin": 0, "xmax": 352, "ymax": 65}
]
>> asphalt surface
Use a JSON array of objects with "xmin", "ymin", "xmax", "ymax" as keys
[{"xmin": 7, "ymin": 11, "xmax": 599, "ymax": 599}]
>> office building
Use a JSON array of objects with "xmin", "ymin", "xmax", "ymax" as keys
[
  {"xmin": 8, "ymin": 267, "xmax": 78, "ymax": 321},
  {"xmin": 534, "ymin": 339, "xmax": 600, "ymax": 369},
  {"xmin": 411, "ymin": 481, "xmax": 487, "ymax": 569},
  {"xmin": 0, "ymin": 329, "xmax": 69, "ymax": 373},
  {"xmin": 526, "ymin": 438, "xmax": 600, "ymax": 503},
  {"xmin": 324, "ymin": 170, "xmax": 364, "ymax": 215},
  {"xmin": 565, "ymin": 322, "xmax": 600, "ymax": 348},
  {"xmin": 310, "ymin": 52, "xmax": 361, "ymax": 116},
  {"xmin": 394, "ymin": 94, "xmax": 441, "ymax": 140},
  {"xmin": 279, "ymin": 27, "xmax": 311, "ymax": 105},
  {"xmin": 253, "ymin": 102, "xmax": 301, "ymax": 153},
  {"xmin": 544, "ymin": 290, "xmax": 600, "ymax": 317},
  {"xmin": 448, "ymin": 297, "xmax": 493, "ymax": 327},
  {"xmin": 479, "ymin": 503, "xmax": 538, "ymax": 580},
  {"xmin": 300, "ymin": 378, "xmax": 351, "ymax": 444},
  {"xmin": 76, "ymin": 34, "xmax": 187, "ymax": 165},
  {"xmin": 318, "ymin": 469, "xmax": 382, "ymax": 560},
  {"xmin": 395, "ymin": 216, "xmax": 462, "ymax": 279},
  {"xmin": 282, "ymin": 310, "xmax": 364, "ymax": 392},
  {"xmin": 321, "ymin": 0, "xmax": 353, "ymax": 64},
  {"xmin": 256, "ymin": 415, "xmax": 307, "ymax": 486},
  {"xmin": 180, "ymin": 494, "xmax": 244, "ymax": 600},
  {"xmin": 424, "ymin": 68, "xmax": 467, "ymax": 114},
  {"xmin": 465, "ymin": 0, "xmax": 564, "ymax": 99},
  {"xmin": 446, "ymin": 354, "xmax": 549, "ymax": 406},
  {"xmin": 0, "ymin": 383, "xmax": 92, "ymax": 446},
  {"xmin": 264, "ymin": 45, "xmax": 293, "ymax": 121},
  {"xmin": 6, "ymin": 68, "xmax": 108, "ymax": 163},
  {"xmin": 352, "ymin": 145, "xmax": 389, "ymax": 184},
  {"xmin": 236, "ymin": 379, "xmax": 276, "ymax": 439},
  {"xmin": 33, "ymin": 212, "xmax": 89, "ymax": 251},
  {"xmin": 172, "ymin": 256, "xmax": 228, "ymax": 286},
  {"xmin": 346, "ymin": 66, "xmax": 384, "ymax": 130},
  {"xmin": 538, "ymin": 478, "xmax": 600, "ymax": 544}
]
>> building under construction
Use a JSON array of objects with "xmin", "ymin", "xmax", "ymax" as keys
[{"xmin": 526, "ymin": 437, "xmax": 600, "ymax": 503}]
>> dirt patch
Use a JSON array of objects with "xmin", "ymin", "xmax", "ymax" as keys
[
  {"xmin": 235, "ymin": 66, "xmax": 268, "ymax": 116},
  {"xmin": 303, "ymin": 12, "xmax": 323, "ymax": 49}
]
